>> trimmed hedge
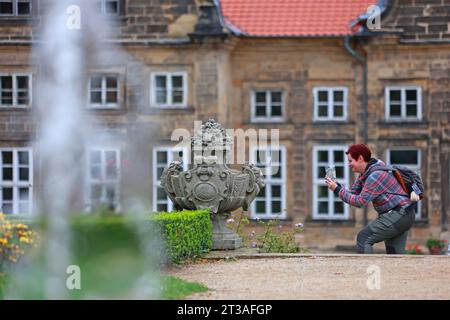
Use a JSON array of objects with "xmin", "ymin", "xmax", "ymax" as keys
[
  {"xmin": 152, "ymin": 210, "xmax": 212, "ymax": 264},
  {"xmin": 70, "ymin": 215, "xmax": 142, "ymax": 259},
  {"xmin": 58, "ymin": 209, "xmax": 212, "ymax": 265},
  {"xmin": 1, "ymin": 210, "xmax": 212, "ymax": 298},
  {"xmin": 3, "ymin": 209, "xmax": 212, "ymax": 266}
]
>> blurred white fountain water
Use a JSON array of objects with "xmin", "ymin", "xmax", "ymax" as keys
[
  {"xmin": 21, "ymin": 0, "xmax": 162, "ymax": 299},
  {"xmin": 35, "ymin": 0, "xmax": 88, "ymax": 299},
  {"xmin": 0, "ymin": 0, "xmax": 163, "ymax": 299}
]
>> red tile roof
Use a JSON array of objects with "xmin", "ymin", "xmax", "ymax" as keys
[{"xmin": 219, "ymin": 0, "xmax": 379, "ymax": 37}]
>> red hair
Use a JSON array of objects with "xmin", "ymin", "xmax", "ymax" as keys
[{"xmin": 346, "ymin": 144, "xmax": 371, "ymax": 162}]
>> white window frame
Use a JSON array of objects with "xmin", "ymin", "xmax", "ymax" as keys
[
  {"xmin": 0, "ymin": 73, "xmax": 32, "ymax": 108},
  {"xmin": 0, "ymin": 0, "xmax": 32, "ymax": 16},
  {"xmin": 312, "ymin": 145, "xmax": 350, "ymax": 220},
  {"xmin": 386, "ymin": 148, "xmax": 422, "ymax": 219},
  {"xmin": 251, "ymin": 90, "xmax": 284, "ymax": 123},
  {"xmin": 385, "ymin": 86, "xmax": 422, "ymax": 121},
  {"xmin": 150, "ymin": 72, "xmax": 188, "ymax": 108},
  {"xmin": 250, "ymin": 145, "xmax": 287, "ymax": 219},
  {"xmin": 86, "ymin": 148, "xmax": 121, "ymax": 212},
  {"xmin": 313, "ymin": 87, "xmax": 348, "ymax": 121},
  {"xmin": 152, "ymin": 146, "xmax": 188, "ymax": 212},
  {"xmin": 0, "ymin": 148, "xmax": 33, "ymax": 215},
  {"xmin": 88, "ymin": 74, "xmax": 120, "ymax": 109},
  {"xmin": 100, "ymin": 0, "xmax": 120, "ymax": 16}
]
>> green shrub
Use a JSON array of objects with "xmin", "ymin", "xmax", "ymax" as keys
[
  {"xmin": 152, "ymin": 210, "xmax": 212, "ymax": 264},
  {"xmin": 2, "ymin": 209, "xmax": 212, "ymax": 268},
  {"xmin": 426, "ymin": 237, "xmax": 447, "ymax": 250},
  {"xmin": 1, "ymin": 210, "xmax": 212, "ymax": 298},
  {"xmin": 70, "ymin": 215, "xmax": 142, "ymax": 259},
  {"xmin": 257, "ymin": 218, "xmax": 306, "ymax": 254},
  {"xmin": 67, "ymin": 216, "xmax": 145, "ymax": 298},
  {"xmin": 225, "ymin": 212, "xmax": 307, "ymax": 253},
  {"xmin": 70, "ymin": 209, "xmax": 212, "ymax": 267}
]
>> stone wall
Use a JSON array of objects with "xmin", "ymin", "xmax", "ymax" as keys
[
  {"xmin": 0, "ymin": 0, "xmax": 203, "ymax": 41},
  {"xmin": 228, "ymin": 36, "xmax": 450, "ymax": 246},
  {"xmin": 119, "ymin": 0, "xmax": 200, "ymax": 39},
  {"xmin": 383, "ymin": 0, "xmax": 450, "ymax": 42},
  {"xmin": 365, "ymin": 39, "xmax": 450, "ymax": 240},
  {"xmin": 0, "ymin": 47, "xmax": 36, "ymax": 143}
]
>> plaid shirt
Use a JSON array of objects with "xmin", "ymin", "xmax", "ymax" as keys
[{"xmin": 335, "ymin": 159, "xmax": 412, "ymax": 214}]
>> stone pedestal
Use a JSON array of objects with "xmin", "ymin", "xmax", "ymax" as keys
[
  {"xmin": 211, "ymin": 213, "xmax": 242, "ymax": 250},
  {"xmin": 212, "ymin": 233, "xmax": 242, "ymax": 250}
]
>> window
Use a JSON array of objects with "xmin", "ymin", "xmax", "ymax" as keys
[
  {"xmin": 87, "ymin": 148, "xmax": 120, "ymax": 212},
  {"xmin": 250, "ymin": 146, "xmax": 286, "ymax": 219},
  {"xmin": 150, "ymin": 72, "xmax": 187, "ymax": 108},
  {"xmin": 0, "ymin": 0, "xmax": 31, "ymax": 16},
  {"xmin": 153, "ymin": 147, "xmax": 188, "ymax": 212},
  {"xmin": 0, "ymin": 149, "xmax": 32, "ymax": 215},
  {"xmin": 313, "ymin": 87, "xmax": 348, "ymax": 121},
  {"xmin": 385, "ymin": 87, "xmax": 421, "ymax": 121},
  {"xmin": 313, "ymin": 146, "xmax": 349, "ymax": 220},
  {"xmin": 251, "ymin": 90, "xmax": 284, "ymax": 122},
  {"xmin": 387, "ymin": 149, "xmax": 422, "ymax": 219},
  {"xmin": 0, "ymin": 74, "xmax": 31, "ymax": 108},
  {"xmin": 88, "ymin": 75, "xmax": 119, "ymax": 108},
  {"xmin": 97, "ymin": 0, "xmax": 120, "ymax": 16}
]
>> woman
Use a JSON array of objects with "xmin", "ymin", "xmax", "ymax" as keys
[{"xmin": 325, "ymin": 144, "xmax": 415, "ymax": 254}]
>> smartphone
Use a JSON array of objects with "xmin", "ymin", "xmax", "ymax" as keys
[{"xmin": 325, "ymin": 166, "xmax": 336, "ymax": 180}]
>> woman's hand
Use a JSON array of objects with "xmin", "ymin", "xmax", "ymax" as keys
[{"xmin": 325, "ymin": 177, "xmax": 337, "ymax": 191}]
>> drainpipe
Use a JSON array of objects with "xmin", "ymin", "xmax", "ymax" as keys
[{"xmin": 344, "ymin": 36, "xmax": 369, "ymax": 226}]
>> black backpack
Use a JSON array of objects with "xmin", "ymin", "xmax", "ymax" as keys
[{"xmin": 368, "ymin": 165, "xmax": 424, "ymax": 201}]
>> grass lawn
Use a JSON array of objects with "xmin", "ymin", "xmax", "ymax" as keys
[
  {"xmin": 0, "ymin": 272, "xmax": 5, "ymax": 299},
  {"xmin": 160, "ymin": 275, "xmax": 208, "ymax": 299},
  {"xmin": 0, "ymin": 271, "xmax": 208, "ymax": 299}
]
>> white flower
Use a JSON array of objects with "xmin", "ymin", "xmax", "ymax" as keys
[
  {"xmin": 251, "ymin": 242, "xmax": 258, "ymax": 248},
  {"xmin": 226, "ymin": 218, "xmax": 235, "ymax": 224},
  {"xmin": 295, "ymin": 223, "xmax": 304, "ymax": 228}
]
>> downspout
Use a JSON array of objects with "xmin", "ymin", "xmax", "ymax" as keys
[{"xmin": 344, "ymin": 36, "xmax": 369, "ymax": 226}]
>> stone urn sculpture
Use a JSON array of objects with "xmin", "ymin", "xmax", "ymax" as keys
[{"xmin": 160, "ymin": 119, "xmax": 264, "ymax": 250}]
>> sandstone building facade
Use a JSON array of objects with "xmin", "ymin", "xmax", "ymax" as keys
[{"xmin": 0, "ymin": 0, "xmax": 449, "ymax": 249}]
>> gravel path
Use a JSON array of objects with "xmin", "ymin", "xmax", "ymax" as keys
[{"xmin": 167, "ymin": 255, "xmax": 450, "ymax": 299}]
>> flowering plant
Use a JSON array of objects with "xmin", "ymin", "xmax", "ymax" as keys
[
  {"xmin": 226, "ymin": 212, "xmax": 307, "ymax": 253},
  {"xmin": 426, "ymin": 237, "xmax": 447, "ymax": 250},
  {"xmin": 226, "ymin": 211, "xmax": 250, "ymax": 237},
  {"xmin": 426, "ymin": 237, "xmax": 447, "ymax": 255},
  {"xmin": 405, "ymin": 243, "xmax": 423, "ymax": 255},
  {"xmin": 0, "ymin": 213, "xmax": 37, "ymax": 269},
  {"xmin": 256, "ymin": 218, "xmax": 306, "ymax": 253}
]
